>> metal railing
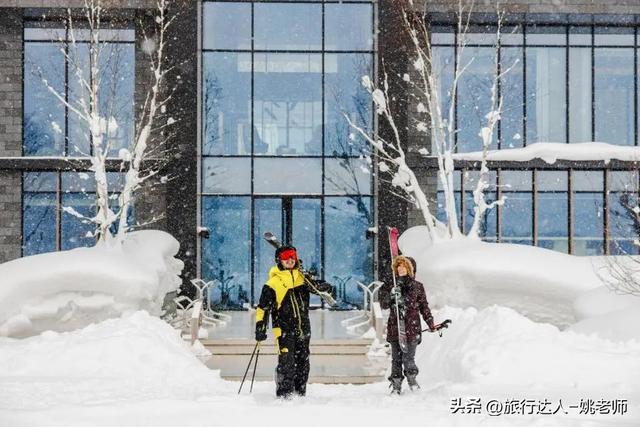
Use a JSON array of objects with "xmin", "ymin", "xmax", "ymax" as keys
[{"xmin": 341, "ymin": 280, "xmax": 385, "ymax": 340}]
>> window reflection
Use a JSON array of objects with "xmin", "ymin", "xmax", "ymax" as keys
[
  {"xmin": 526, "ymin": 47, "xmax": 566, "ymax": 143},
  {"xmin": 595, "ymin": 48, "xmax": 634, "ymax": 145},
  {"xmin": 608, "ymin": 171, "xmax": 639, "ymax": 255},
  {"xmin": 202, "ymin": 196, "xmax": 251, "ymax": 309},
  {"xmin": 325, "ymin": 197, "xmax": 373, "ymax": 305},
  {"xmin": 325, "ymin": 53, "xmax": 373, "ymax": 156},
  {"xmin": 325, "ymin": 3, "xmax": 373, "ymax": 51},
  {"xmin": 22, "ymin": 172, "xmax": 57, "ymax": 256},
  {"xmin": 254, "ymin": 3, "xmax": 321, "ymax": 51},
  {"xmin": 203, "ymin": 53, "xmax": 251, "ymax": 155}
]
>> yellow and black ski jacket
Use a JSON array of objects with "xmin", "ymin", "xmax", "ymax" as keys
[{"xmin": 255, "ymin": 265, "xmax": 332, "ymax": 340}]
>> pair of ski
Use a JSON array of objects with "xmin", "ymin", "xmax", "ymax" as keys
[{"xmin": 387, "ymin": 227, "xmax": 452, "ymax": 353}]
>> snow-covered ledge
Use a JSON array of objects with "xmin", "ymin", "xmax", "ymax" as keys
[{"xmin": 452, "ymin": 142, "xmax": 640, "ymax": 164}]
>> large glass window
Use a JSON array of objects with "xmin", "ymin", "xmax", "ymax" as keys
[
  {"xmin": 201, "ymin": 1, "xmax": 376, "ymax": 307},
  {"xmin": 24, "ymin": 27, "xmax": 135, "ymax": 156},
  {"xmin": 431, "ymin": 23, "xmax": 640, "ymax": 150},
  {"xmin": 463, "ymin": 171, "xmax": 497, "ymax": 240}
]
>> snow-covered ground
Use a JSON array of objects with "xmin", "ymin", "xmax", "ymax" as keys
[{"xmin": 1, "ymin": 227, "xmax": 639, "ymax": 426}]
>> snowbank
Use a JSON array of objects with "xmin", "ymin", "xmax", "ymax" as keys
[
  {"xmin": 399, "ymin": 227, "xmax": 605, "ymax": 327},
  {"xmin": 0, "ymin": 311, "xmax": 225, "ymax": 410},
  {"xmin": 418, "ymin": 306, "xmax": 640, "ymax": 390},
  {"xmin": 0, "ymin": 230, "xmax": 184, "ymax": 337},
  {"xmin": 452, "ymin": 141, "xmax": 640, "ymax": 164},
  {"xmin": 571, "ymin": 287, "xmax": 640, "ymax": 342}
]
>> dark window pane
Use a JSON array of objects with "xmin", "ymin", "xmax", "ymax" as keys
[
  {"xmin": 595, "ymin": 48, "xmax": 634, "ymax": 145},
  {"xmin": 536, "ymin": 171, "xmax": 569, "ymax": 253},
  {"xmin": 292, "ymin": 198, "xmax": 321, "ymax": 275},
  {"xmin": 500, "ymin": 47, "xmax": 524, "ymax": 148},
  {"xmin": 253, "ymin": 198, "xmax": 282, "ymax": 293},
  {"xmin": 463, "ymin": 171, "xmax": 497, "ymax": 239},
  {"xmin": 24, "ymin": 43, "xmax": 66, "ymax": 156},
  {"xmin": 202, "ymin": 158, "xmax": 251, "ymax": 194},
  {"xmin": 203, "ymin": 52, "xmax": 251, "ymax": 155},
  {"xmin": 325, "ymin": 197, "xmax": 374, "ymax": 307},
  {"xmin": 608, "ymin": 171, "xmax": 639, "ymax": 255},
  {"xmin": 436, "ymin": 170, "xmax": 461, "ymax": 229},
  {"xmin": 61, "ymin": 193, "xmax": 96, "ymax": 250},
  {"xmin": 569, "ymin": 47, "xmax": 592, "ymax": 142},
  {"xmin": 202, "ymin": 196, "xmax": 251, "ymax": 308},
  {"xmin": 254, "ymin": 3, "xmax": 321, "ymax": 51},
  {"xmin": 325, "ymin": 158, "xmax": 372, "ymax": 195},
  {"xmin": 526, "ymin": 47, "xmax": 566, "ymax": 143},
  {"xmin": 203, "ymin": 2, "xmax": 251, "ymax": 50},
  {"xmin": 325, "ymin": 3, "xmax": 373, "ymax": 51},
  {"xmin": 325, "ymin": 53, "xmax": 373, "ymax": 156},
  {"xmin": 431, "ymin": 47, "xmax": 454, "ymax": 151},
  {"xmin": 97, "ymin": 43, "xmax": 135, "ymax": 156},
  {"xmin": 254, "ymin": 158, "xmax": 322, "ymax": 194},
  {"xmin": 254, "ymin": 54, "xmax": 322, "ymax": 155},
  {"xmin": 572, "ymin": 171, "xmax": 604, "ymax": 255},
  {"xmin": 458, "ymin": 47, "xmax": 497, "ymax": 152},
  {"xmin": 23, "ymin": 189, "xmax": 56, "ymax": 256},
  {"xmin": 500, "ymin": 171, "xmax": 532, "ymax": 244}
]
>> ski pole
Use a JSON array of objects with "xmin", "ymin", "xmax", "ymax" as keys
[
  {"xmin": 249, "ymin": 343, "xmax": 261, "ymax": 393},
  {"xmin": 238, "ymin": 341, "xmax": 259, "ymax": 394}
]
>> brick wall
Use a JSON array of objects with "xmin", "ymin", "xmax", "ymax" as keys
[{"xmin": 0, "ymin": 9, "xmax": 22, "ymax": 263}]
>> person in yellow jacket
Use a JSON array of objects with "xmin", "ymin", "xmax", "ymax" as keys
[{"xmin": 255, "ymin": 245, "xmax": 333, "ymax": 398}]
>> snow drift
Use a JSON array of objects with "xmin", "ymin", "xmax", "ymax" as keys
[
  {"xmin": 0, "ymin": 230, "xmax": 184, "ymax": 337},
  {"xmin": 418, "ymin": 305, "xmax": 640, "ymax": 391},
  {"xmin": 0, "ymin": 311, "xmax": 224, "ymax": 410}
]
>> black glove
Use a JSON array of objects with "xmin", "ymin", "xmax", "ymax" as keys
[
  {"xmin": 390, "ymin": 286, "xmax": 404, "ymax": 307},
  {"xmin": 255, "ymin": 320, "xmax": 267, "ymax": 342}
]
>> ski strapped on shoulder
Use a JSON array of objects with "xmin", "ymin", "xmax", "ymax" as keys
[
  {"xmin": 263, "ymin": 232, "xmax": 337, "ymax": 307},
  {"xmin": 387, "ymin": 226, "xmax": 408, "ymax": 353},
  {"xmin": 422, "ymin": 319, "xmax": 452, "ymax": 337}
]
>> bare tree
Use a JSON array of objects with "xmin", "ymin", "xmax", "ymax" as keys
[
  {"xmin": 34, "ymin": 0, "xmax": 175, "ymax": 246},
  {"xmin": 347, "ymin": 0, "xmax": 513, "ymax": 241}
]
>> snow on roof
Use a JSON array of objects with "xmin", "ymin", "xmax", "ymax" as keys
[
  {"xmin": 452, "ymin": 142, "xmax": 640, "ymax": 163},
  {"xmin": 0, "ymin": 230, "xmax": 183, "ymax": 338}
]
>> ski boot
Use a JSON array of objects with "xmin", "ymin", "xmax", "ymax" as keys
[
  {"xmin": 406, "ymin": 375, "xmax": 420, "ymax": 391},
  {"xmin": 389, "ymin": 377, "xmax": 402, "ymax": 395}
]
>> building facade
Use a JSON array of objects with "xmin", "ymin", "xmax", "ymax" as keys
[{"xmin": 1, "ymin": 0, "xmax": 640, "ymax": 308}]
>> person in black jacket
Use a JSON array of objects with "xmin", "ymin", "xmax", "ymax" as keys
[
  {"xmin": 254, "ymin": 245, "xmax": 333, "ymax": 398},
  {"xmin": 380, "ymin": 255, "xmax": 435, "ymax": 394}
]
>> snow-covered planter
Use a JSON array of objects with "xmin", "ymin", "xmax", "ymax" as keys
[{"xmin": 0, "ymin": 230, "xmax": 183, "ymax": 338}]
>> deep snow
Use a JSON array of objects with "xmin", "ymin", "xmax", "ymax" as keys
[
  {"xmin": 0, "ymin": 230, "xmax": 183, "ymax": 337},
  {"xmin": 1, "ymin": 227, "xmax": 639, "ymax": 426}
]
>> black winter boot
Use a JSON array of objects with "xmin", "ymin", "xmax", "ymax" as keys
[
  {"xmin": 389, "ymin": 377, "xmax": 402, "ymax": 395},
  {"xmin": 406, "ymin": 375, "xmax": 420, "ymax": 391}
]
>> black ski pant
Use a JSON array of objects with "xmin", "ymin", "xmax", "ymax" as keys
[
  {"xmin": 276, "ymin": 333, "xmax": 310, "ymax": 397},
  {"xmin": 389, "ymin": 341, "xmax": 419, "ymax": 380}
]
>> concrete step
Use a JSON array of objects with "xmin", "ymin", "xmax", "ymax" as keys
[
  {"xmin": 201, "ymin": 338, "xmax": 373, "ymax": 356},
  {"xmin": 202, "ymin": 353, "xmax": 388, "ymax": 385}
]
